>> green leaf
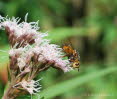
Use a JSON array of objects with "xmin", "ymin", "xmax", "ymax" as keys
[
  {"xmin": 34, "ymin": 66, "xmax": 117, "ymax": 99},
  {"xmin": 0, "ymin": 45, "xmax": 9, "ymax": 66},
  {"xmin": 46, "ymin": 27, "xmax": 86, "ymax": 42}
]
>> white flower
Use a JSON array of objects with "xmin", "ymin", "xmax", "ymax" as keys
[
  {"xmin": 0, "ymin": 15, "xmax": 41, "ymax": 37},
  {"xmin": 17, "ymin": 58, "xmax": 26, "ymax": 71},
  {"xmin": 33, "ymin": 42, "xmax": 72, "ymax": 72},
  {"xmin": 0, "ymin": 14, "xmax": 75, "ymax": 99},
  {"xmin": 9, "ymin": 48, "xmax": 24, "ymax": 56},
  {"xmin": 20, "ymin": 80, "xmax": 41, "ymax": 94},
  {"xmin": 0, "ymin": 14, "xmax": 72, "ymax": 72},
  {"xmin": 55, "ymin": 59, "xmax": 73, "ymax": 72},
  {"xmin": 13, "ymin": 79, "xmax": 41, "ymax": 95}
]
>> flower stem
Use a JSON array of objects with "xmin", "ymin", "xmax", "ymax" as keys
[{"xmin": 2, "ymin": 83, "xmax": 16, "ymax": 99}]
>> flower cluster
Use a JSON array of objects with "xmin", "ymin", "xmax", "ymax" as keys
[
  {"xmin": 13, "ymin": 79, "xmax": 41, "ymax": 95},
  {"xmin": 0, "ymin": 14, "xmax": 72, "ymax": 99}
]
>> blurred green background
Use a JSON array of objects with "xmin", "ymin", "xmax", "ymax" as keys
[{"xmin": 0, "ymin": 0, "xmax": 117, "ymax": 99}]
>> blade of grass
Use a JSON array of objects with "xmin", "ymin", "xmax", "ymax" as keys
[
  {"xmin": 0, "ymin": 45, "xmax": 9, "ymax": 66},
  {"xmin": 46, "ymin": 27, "xmax": 87, "ymax": 42},
  {"xmin": 34, "ymin": 66, "xmax": 117, "ymax": 99}
]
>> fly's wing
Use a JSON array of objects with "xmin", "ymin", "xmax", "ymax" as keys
[
  {"xmin": 77, "ymin": 51, "xmax": 80, "ymax": 61},
  {"xmin": 73, "ymin": 50, "xmax": 80, "ymax": 60},
  {"xmin": 73, "ymin": 50, "xmax": 78, "ymax": 58}
]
